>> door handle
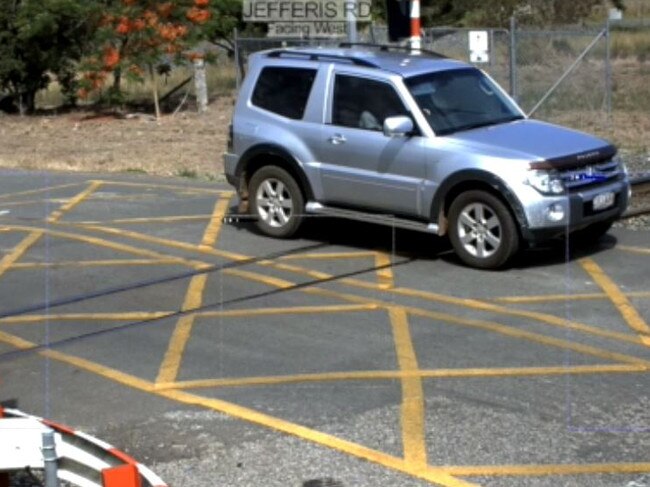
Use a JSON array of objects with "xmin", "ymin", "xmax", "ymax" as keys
[{"xmin": 328, "ymin": 134, "xmax": 346, "ymax": 145}]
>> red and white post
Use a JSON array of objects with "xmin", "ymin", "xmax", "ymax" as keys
[{"xmin": 410, "ymin": 0, "xmax": 421, "ymax": 51}]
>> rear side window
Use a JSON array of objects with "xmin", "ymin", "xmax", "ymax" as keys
[{"xmin": 251, "ymin": 67, "xmax": 317, "ymax": 120}]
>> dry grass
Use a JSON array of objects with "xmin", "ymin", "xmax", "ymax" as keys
[
  {"xmin": 0, "ymin": 95, "xmax": 234, "ymax": 179},
  {"xmin": 543, "ymin": 110, "xmax": 650, "ymax": 151}
]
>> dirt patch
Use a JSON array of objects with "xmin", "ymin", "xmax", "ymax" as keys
[{"xmin": 0, "ymin": 96, "xmax": 234, "ymax": 180}]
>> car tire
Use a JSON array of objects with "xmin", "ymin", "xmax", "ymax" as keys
[
  {"xmin": 448, "ymin": 190, "xmax": 520, "ymax": 269},
  {"xmin": 249, "ymin": 165, "xmax": 304, "ymax": 238}
]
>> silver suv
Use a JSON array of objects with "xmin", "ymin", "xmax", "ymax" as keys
[{"xmin": 224, "ymin": 44, "xmax": 630, "ymax": 269}]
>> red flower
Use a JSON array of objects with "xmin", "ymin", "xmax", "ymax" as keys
[
  {"xmin": 103, "ymin": 46, "xmax": 120, "ymax": 69},
  {"xmin": 187, "ymin": 7, "xmax": 210, "ymax": 23},
  {"xmin": 116, "ymin": 17, "xmax": 130, "ymax": 35}
]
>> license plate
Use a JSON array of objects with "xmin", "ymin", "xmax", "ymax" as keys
[{"xmin": 592, "ymin": 191, "xmax": 615, "ymax": 211}]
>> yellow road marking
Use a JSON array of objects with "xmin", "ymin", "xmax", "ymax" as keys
[
  {"xmin": 495, "ymin": 291, "xmax": 650, "ymax": 303},
  {"xmin": 0, "ymin": 330, "xmax": 154, "ymax": 391},
  {"xmin": 0, "ymin": 312, "xmax": 174, "ymax": 323},
  {"xmin": 0, "ymin": 182, "xmax": 84, "ymax": 201},
  {"xmin": 0, "ymin": 305, "xmax": 376, "ymax": 325},
  {"xmin": 580, "ymin": 258, "xmax": 650, "ymax": 346},
  {"xmin": 280, "ymin": 251, "xmax": 376, "ymax": 260},
  {"xmin": 224, "ymin": 268, "xmax": 296, "ymax": 289},
  {"xmin": 73, "ymin": 223, "xmax": 650, "ymax": 351},
  {"xmin": 495, "ymin": 292, "xmax": 606, "ymax": 303},
  {"xmin": 5, "ymin": 225, "xmax": 207, "ymax": 269},
  {"xmin": 0, "ymin": 199, "xmax": 64, "ymax": 208},
  {"xmin": 381, "ymin": 285, "xmax": 649, "ymax": 348},
  {"xmin": 158, "ymin": 195, "xmax": 234, "ymax": 384},
  {"xmin": 0, "ymin": 328, "xmax": 474, "ymax": 487},
  {"xmin": 375, "ymin": 252, "xmax": 395, "ymax": 289},
  {"xmin": 444, "ymin": 462, "xmax": 650, "ymax": 477},
  {"xmin": 77, "ymin": 224, "xmax": 248, "ymax": 261},
  {"xmin": 389, "ymin": 307, "xmax": 427, "ymax": 468},
  {"xmin": 199, "ymin": 195, "xmax": 232, "ymax": 249},
  {"xmin": 158, "ymin": 389, "xmax": 476, "ymax": 487},
  {"xmin": 158, "ymin": 364, "xmax": 646, "ymax": 391},
  {"xmin": 0, "ymin": 231, "xmax": 44, "ymax": 279},
  {"xmin": 11, "ymin": 259, "xmax": 180, "ymax": 269},
  {"xmin": 75, "ymin": 215, "xmax": 212, "ymax": 225},
  {"xmin": 47, "ymin": 181, "xmax": 103, "ymax": 223},
  {"xmin": 93, "ymin": 179, "xmax": 233, "ymax": 196},
  {"xmin": 199, "ymin": 303, "xmax": 378, "ymax": 318},
  {"xmin": 229, "ymin": 267, "xmax": 650, "ymax": 367},
  {"xmin": 156, "ymin": 272, "xmax": 208, "ymax": 384},
  {"xmin": 618, "ymin": 245, "xmax": 650, "ymax": 255}
]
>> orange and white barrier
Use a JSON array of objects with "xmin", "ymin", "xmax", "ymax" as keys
[{"xmin": 0, "ymin": 407, "xmax": 167, "ymax": 487}]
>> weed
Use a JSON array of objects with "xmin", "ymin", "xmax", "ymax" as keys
[{"xmin": 176, "ymin": 167, "xmax": 198, "ymax": 178}]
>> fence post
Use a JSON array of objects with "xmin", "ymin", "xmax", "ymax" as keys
[
  {"xmin": 346, "ymin": 0, "xmax": 358, "ymax": 42},
  {"xmin": 509, "ymin": 16, "xmax": 518, "ymax": 101},
  {"xmin": 234, "ymin": 27, "xmax": 241, "ymax": 91},
  {"xmin": 605, "ymin": 19, "xmax": 613, "ymax": 124},
  {"xmin": 193, "ymin": 58, "xmax": 208, "ymax": 114}
]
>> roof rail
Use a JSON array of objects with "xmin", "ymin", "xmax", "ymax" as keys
[
  {"xmin": 338, "ymin": 42, "xmax": 447, "ymax": 59},
  {"xmin": 266, "ymin": 49, "xmax": 378, "ymax": 68}
]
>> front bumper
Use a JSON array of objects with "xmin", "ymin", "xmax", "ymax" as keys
[{"xmin": 520, "ymin": 179, "xmax": 630, "ymax": 243}]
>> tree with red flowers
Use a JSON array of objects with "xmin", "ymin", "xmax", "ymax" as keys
[{"xmin": 80, "ymin": 0, "xmax": 212, "ymax": 118}]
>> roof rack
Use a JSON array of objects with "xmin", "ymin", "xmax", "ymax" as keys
[
  {"xmin": 338, "ymin": 42, "xmax": 447, "ymax": 59},
  {"xmin": 266, "ymin": 49, "xmax": 378, "ymax": 68}
]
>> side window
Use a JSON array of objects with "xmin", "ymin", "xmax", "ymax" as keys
[
  {"xmin": 332, "ymin": 75, "xmax": 408, "ymax": 131},
  {"xmin": 251, "ymin": 67, "xmax": 317, "ymax": 120}
]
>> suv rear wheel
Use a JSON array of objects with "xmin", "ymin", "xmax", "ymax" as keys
[
  {"xmin": 448, "ymin": 190, "xmax": 519, "ymax": 269},
  {"xmin": 249, "ymin": 165, "xmax": 304, "ymax": 238}
]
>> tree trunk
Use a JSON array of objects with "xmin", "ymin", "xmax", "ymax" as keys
[
  {"xmin": 113, "ymin": 67, "xmax": 122, "ymax": 93},
  {"xmin": 150, "ymin": 65, "xmax": 161, "ymax": 120}
]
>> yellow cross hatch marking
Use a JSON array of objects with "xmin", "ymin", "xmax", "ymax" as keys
[
  {"xmin": 0, "ymin": 182, "xmax": 85, "ymax": 201},
  {"xmin": 580, "ymin": 258, "xmax": 650, "ymax": 346},
  {"xmin": 157, "ymin": 195, "xmax": 233, "ymax": 385},
  {"xmin": 47, "ymin": 181, "xmax": 103, "ymax": 223},
  {"xmin": 494, "ymin": 291, "xmax": 650, "ymax": 303},
  {"xmin": 11, "ymin": 259, "xmax": 181, "ymax": 269},
  {"xmin": 156, "ymin": 364, "xmax": 647, "ymax": 391},
  {"xmin": 375, "ymin": 252, "xmax": 395, "ymax": 289},
  {"xmin": 0, "ymin": 328, "xmax": 475, "ymax": 487},
  {"xmin": 389, "ymin": 307, "xmax": 427, "ymax": 468},
  {"xmin": 3, "ymin": 180, "xmax": 650, "ymax": 486}
]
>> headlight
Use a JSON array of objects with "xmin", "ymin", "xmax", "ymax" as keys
[{"xmin": 526, "ymin": 170, "xmax": 565, "ymax": 195}]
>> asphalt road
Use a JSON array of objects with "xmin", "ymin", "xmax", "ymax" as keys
[{"xmin": 0, "ymin": 169, "xmax": 649, "ymax": 487}]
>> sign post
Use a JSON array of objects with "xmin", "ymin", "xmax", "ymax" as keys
[{"xmin": 410, "ymin": 0, "xmax": 421, "ymax": 50}]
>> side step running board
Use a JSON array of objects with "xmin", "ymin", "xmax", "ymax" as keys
[{"xmin": 305, "ymin": 202, "xmax": 440, "ymax": 235}]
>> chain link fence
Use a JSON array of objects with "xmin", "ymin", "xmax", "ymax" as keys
[{"xmin": 232, "ymin": 20, "xmax": 649, "ymax": 139}]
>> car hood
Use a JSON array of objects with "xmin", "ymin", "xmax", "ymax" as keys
[{"xmin": 444, "ymin": 119, "xmax": 615, "ymax": 168}]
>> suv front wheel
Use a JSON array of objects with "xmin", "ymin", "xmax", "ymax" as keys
[
  {"xmin": 448, "ymin": 190, "xmax": 519, "ymax": 269},
  {"xmin": 249, "ymin": 165, "xmax": 304, "ymax": 238}
]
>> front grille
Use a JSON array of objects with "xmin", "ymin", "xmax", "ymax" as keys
[{"xmin": 559, "ymin": 159, "xmax": 622, "ymax": 192}]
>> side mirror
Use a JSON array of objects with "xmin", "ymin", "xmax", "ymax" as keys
[{"xmin": 383, "ymin": 116, "xmax": 414, "ymax": 138}]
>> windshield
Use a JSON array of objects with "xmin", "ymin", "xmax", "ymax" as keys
[{"xmin": 405, "ymin": 68, "xmax": 523, "ymax": 136}]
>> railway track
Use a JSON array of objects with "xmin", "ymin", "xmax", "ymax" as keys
[{"xmin": 623, "ymin": 173, "xmax": 650, "ymax": 219}]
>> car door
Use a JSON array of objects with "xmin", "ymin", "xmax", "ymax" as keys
[{"xmin": 316, "ymin": 71, "xmax": 425, "ymax": 216}]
